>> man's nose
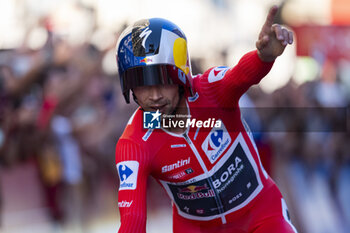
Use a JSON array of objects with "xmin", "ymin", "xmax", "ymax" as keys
[{"xmin": 148, "ymin": 86, "xmax": 163, "ymax": 102}]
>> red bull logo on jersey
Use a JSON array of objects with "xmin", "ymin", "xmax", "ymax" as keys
[
  {"xmin": 202, "ymin": 122, "xmax": 231, "ymax": 163},
  {"xmin": 177, "ymin": 184, "xmax": 215, "ymax": 200}
]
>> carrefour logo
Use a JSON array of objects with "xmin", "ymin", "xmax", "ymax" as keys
[
  {"xmin": 119, "ymin": 164, "xmax": 133, "ymax": 182},
  {"xmin": 202, "ymin": 122, "xmax": 231, "ymax": 164},
  {"xmin": 117, "ymin": 161, "xmax": 139, "ymax": 190}
]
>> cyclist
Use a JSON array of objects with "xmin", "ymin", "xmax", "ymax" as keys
[{"xmin": 115, "ymin": 5, "xmax": 297, "ymax": 233}]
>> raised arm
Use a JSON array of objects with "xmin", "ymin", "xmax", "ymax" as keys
[
  {"xmin": 256, "ymin": 5, "xmax": 293, "ymax": 62},
  {"xmin": 198, "ymin": 5, "xmax": 293, "ymax": 108}
]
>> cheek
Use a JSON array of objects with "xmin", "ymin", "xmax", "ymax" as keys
[
  {"xmin": 169, "ymin": 89, "xmax": 180, "ymax": 107},
  {"xmin": 173, "ymin": 91, "xmax": 180, "ymax": 104},
  {"xmin": 133, "ymin": 89, "xmax": 147, "ymax": 102},
  {"xmin": 166, "ymin": 88, "xmax": 178, "ymax": 102}
]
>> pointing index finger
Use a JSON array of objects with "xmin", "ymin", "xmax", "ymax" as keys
[{"xmin": 263, "ymin": 5, "xmax": 279, "ymax": 30}]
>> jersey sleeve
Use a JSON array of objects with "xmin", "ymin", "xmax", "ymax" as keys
[
  {"xmin": 115, "ymin": 139, "xmax": 151, "ymax": 233},
  {"xmin": 198, "ymin": 50, "xmax": 274, "ymax": 108}
]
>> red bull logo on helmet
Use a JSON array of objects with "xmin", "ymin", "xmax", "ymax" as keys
[{"xmin": 140, "ymin": 57, "xmax": 153, "ymax": 63}]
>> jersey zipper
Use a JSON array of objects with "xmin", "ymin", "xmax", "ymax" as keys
[{"xmin": 182, "ymin": 132, "xmax": 227, "ymax": 224}]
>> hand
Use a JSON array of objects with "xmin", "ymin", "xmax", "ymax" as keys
[{"xmin": 256, "ymin": 5, "xmax": 293, "ymax": 62}]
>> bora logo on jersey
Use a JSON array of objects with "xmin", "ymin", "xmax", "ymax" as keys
[
  {"xmin": 202, "ymin": 122, "xmax": 231, "ymax": 164},
  {"xmin": 117, "ymin": 161, "xmax": 139, "ymax": 190}
]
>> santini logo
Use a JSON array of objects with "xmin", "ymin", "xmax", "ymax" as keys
[
  {"xmin": 143, "ymin": 110, "xmax": 222, "ymax": 129},
  {"xmin": 162, "ymin": 157, "xmax": 190, "ymax": 173},
  {"xmin": 118, "ymin": 200, "xmax": 133, "ymax": 208}
]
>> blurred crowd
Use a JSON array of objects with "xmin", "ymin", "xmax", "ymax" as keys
[
  {"xmin": 0, "ymin": 23, "xmax": 139, "ymax": 231},
  {"xmin": 0, "ymin": 13, "xmax": 350, "ymax": 233}
]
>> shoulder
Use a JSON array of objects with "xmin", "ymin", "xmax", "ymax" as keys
[
  {"xmin": 119, "ymin": 107, "xmax": 145, "ymax": 142},
  {"xmin": 190, "ymin": 66, "xmax": 231, "ymax": 104},
  {"xmin": 192, "ymin": 66, "xmax": 230, "ymax": 90},
  {"xmin": 116, "ymin": 108, "xmax": 160, "ymax": 161}
]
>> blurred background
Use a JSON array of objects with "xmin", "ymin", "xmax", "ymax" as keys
[{"xmin": 0, "ymin": 0, "xmax": 349, "ymax": 232}]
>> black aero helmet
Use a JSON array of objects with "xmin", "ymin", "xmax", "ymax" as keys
[{"xmin": 116, "ymin": 18, "xmax": 194, "ymax": 103}]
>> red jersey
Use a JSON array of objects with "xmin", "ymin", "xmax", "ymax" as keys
[{"xmin": 115, "ymin": 51, "xmax": 297, "ymax": 233}]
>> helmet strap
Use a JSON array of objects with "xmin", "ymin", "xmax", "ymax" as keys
[{"xmin": 132, "ymin": 90, "xmax": 139, "ymax": 105}]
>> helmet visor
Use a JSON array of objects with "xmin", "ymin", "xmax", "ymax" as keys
[{"xmin": 121, "ymin": 64, "xmax": 184, "ymax": 93}]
